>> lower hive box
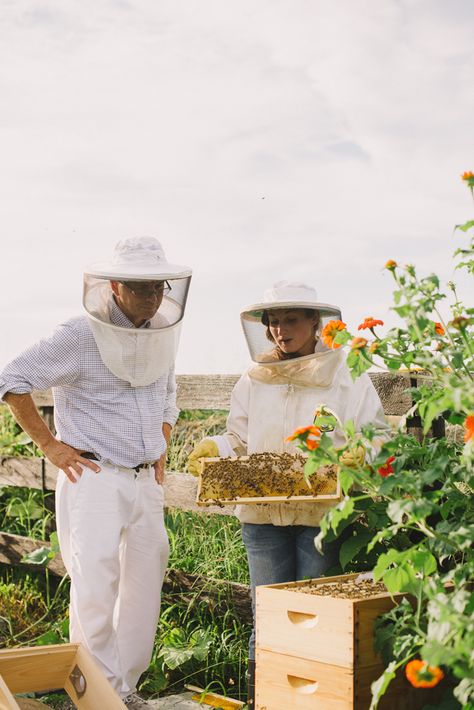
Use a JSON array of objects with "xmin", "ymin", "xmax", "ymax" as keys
[
  {"xmin": 197, "ymin": 452, "xmax": 340, "ymax": 505},
  {"xmin": 0, "ymin": 643, "xmax": 125, "ymax": 709},
  {"xmin": 255, "ymin": 574, "xmax": 443, "ymax": 709}
]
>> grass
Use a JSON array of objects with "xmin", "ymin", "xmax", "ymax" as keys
[
  {"xmin": 167, "ymin": 509, "xmax": 249, "ymax": 585},
  {"xmin": 0, "ymin": 408, "xmax": 251, "ymax": 701},
  {"xmin": 166, "ymin": 409, "xmax": 228, "ymax": 472}
]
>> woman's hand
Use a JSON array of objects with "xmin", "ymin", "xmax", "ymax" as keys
[{"xmin": 187, "ymin": 439, "xmax": 219, "ymax": 476}]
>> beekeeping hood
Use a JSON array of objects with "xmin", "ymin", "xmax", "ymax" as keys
[
  {"xmin": 83, "ymin": 237, "xmax": 192, "ymax": 386},
  {"xmin": 241, "ymin": 281, "xmax": 343, "ymax": 387}
]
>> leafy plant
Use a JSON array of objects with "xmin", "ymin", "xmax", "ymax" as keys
[{"xmin": 292, "ymin": 173, "xmax": 474, "ymax": 708}]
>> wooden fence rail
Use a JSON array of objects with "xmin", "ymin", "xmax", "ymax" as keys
[{"xmin": 0, "ymin": 372, "xmax": 418, "ymax": 415}]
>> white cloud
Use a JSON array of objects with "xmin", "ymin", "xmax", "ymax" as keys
[{"xmin": 0, "ymin": 0, "xmax": 473, "ymax": 373}]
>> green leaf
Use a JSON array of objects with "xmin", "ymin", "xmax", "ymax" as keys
[
  {"xmin": 158, "ymin": 645, "xmax": 194, "ymax": 669},
  {"xmin": 344, "ymin": 419, "xmax": 356, "ymax": 438},
  {"xmin": 383, "ymin": 566, "xmax": 413, "ymax": 594},
  {"xmin": 22, "ymin": 546, "xmax": 52, "ymax": 566},
  {"xmin": 35, "ymin": 630, "xmax": 63, "ymax": 646},
  {"xmin": 369, "ymin": 662, "xmax": 397, "ymax": 709},
  {"xmin": 339, "ymin": 468, "xmax": 354, "ymax": 495},
  {"xmin": 49, "ymin": 531, "xmax": 60, "ymax": 555},
  {"xmin": 455, "ymin": 219, "xmax": 474, "ymax": 233},
  {"xmin": 330, "ymin": 497, "xmax": 355, "ymax": 532},
  {"xmin": 453, "ymin": 678, "xmax": 474, "ymax": 705},
  {"xmin": 339, "ymin": 531, "xmax": 372, "ymax": 570},
  {"xmin": 410, "ymin": 549, "xmax": 437, "ymax": 575},
  {"xmin": 373, "ymin": 549, "xmax": 405, "ymax": 581},
  {"xmin": 334, "ymin": 330, "xmax": 352, "ymax": 345}
]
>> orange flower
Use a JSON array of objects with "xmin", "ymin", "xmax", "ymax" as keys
[
  {"xmin": 378, "ymin": 455, "xmax": 395, "ymax": 477},
  {"xmin": 464, "ymin": 415, "xmax": 474, "ymax": 443},
  {"xmin": 434, "ymin": 322, "xmax": 445, "ymax": 336},
  {"xmin": 306, "ymin": 437, "xmax": 320, "ymax": 451},
  {"xmin": 321, "ymin": 320, "xmax": 347, "ymax": 349},
  {"xmin": 351, "ymin": 337, "xmax": 368, "ymax": 350},
  {"xmin": 369, "ymin": 341, "xmax": 380, "ymax": 354},
  {"xmin": 461, "ymin": 171, "xmax": 474, "ymax": 181},
  {"xmin": 286, "ymin": 425, "xmax": 321, "ymax": 442},
  {"xmin": 405, "ymin": 660, "xmax": 444, "ymax": 689},
  {"xmin": 358, "ymin": 317, "xmax": 384, "ymax": 330},
  {"xmin": 384, "ymin": 260, "xmax": 397, "ymax": 271}
]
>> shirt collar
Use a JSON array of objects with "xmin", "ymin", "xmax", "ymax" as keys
[{"xmin": 109, "ymin": 298, "xmax": 151, "ymax": 329}]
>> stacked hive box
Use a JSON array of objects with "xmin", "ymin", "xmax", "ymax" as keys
[{"xmin": 255, "ymin": 574, "xmax": 429, "ymax": 710}]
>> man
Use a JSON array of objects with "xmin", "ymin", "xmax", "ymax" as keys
[{"xmin": 0, "ymin": 237, "xmax": 192, "ymax": 708}]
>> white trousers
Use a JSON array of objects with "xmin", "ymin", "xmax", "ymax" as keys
[{"xmin": 56, "ymin": 464, "xmax": 169, "ymax": 697}]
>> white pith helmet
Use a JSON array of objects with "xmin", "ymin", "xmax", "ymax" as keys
[
  {"xmin": 241, "ymin": 281, "xmax": 341, "ymax": 322},
  {"xmin": 84, "ymin": 236, "xmax": 192, "ymax": 280}
]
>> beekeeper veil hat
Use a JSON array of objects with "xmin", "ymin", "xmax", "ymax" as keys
[
  {"xmin": 240, "ymin": 281, "xmax": 341, "ymax": 364},
  {"xmin": 83, "ymin": 236, "xmax": 192, "ymax": 386}
]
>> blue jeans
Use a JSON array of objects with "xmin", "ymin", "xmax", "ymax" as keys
[{"xmin": 241, "ymin": 523, "xmax": 341, "ymax": 660}]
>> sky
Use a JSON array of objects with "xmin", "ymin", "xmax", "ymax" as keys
[{"xmin": 1, "ymin": 0, "xmax": 473, "ymax": 374}]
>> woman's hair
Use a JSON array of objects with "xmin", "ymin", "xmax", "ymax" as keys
[{"xmin": 262, "ymin": 308, "xmax": 321, "ymax": 360}]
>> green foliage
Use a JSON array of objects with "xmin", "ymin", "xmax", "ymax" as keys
[
  {"xmin": 0, "ymin": 408, "xmax": 39, "ymax": 457},
  {"xmin": 166, "ymin": 410, "xmax": 228, "ymax": 472},
  {"xmin": 301, "ymin": 177, "xmax": 474, "ymax": 708},
  {"xmin": 167, "ymin": 509, "xmax": 249, "ymax": 584},
  {"xmin": 0, "ymin": 457, "xmax": 250, "ymax": 701}
]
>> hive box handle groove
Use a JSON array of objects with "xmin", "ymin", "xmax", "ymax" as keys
[
  {"xmin": 286, "ymin": 610, "xmax": 318, "ymax": 628},
  {"xmin": 286, "ymin": 675, "xmax": 319, "ymax": 694}
]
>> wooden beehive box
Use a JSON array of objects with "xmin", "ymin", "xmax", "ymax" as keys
[
  {"xmin": 0, "ymin": 643, "xmax": 126, "ymax": 709},
  {"xmin": 255, "ymin": 574, "xmax": 435, "ymax": 710},
  {"xmin": 197, "ymin": 453, "xmax": 340, "ymax": 505}
]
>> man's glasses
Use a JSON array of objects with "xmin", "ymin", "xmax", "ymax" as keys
[{"xmin": 120, "ymin": 280, "xmax": 171, "ymax": 297}]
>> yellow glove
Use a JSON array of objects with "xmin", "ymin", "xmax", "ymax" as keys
[
  {"xmin": 187, "ymin": 439, "xmax": 219, "ymax": 476},
  {"xmin": 338, "ymin": 445, "xmax": 366, "ymax": 468}
]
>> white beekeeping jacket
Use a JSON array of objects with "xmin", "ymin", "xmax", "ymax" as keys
[{"xmin": 211, "ymin": 343, "xmax": 390, "ymax": 526}]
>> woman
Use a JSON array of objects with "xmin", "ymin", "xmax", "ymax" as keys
[{"xmin": 188, "ymin": 281, "xmax": 389, "ymax": 706}]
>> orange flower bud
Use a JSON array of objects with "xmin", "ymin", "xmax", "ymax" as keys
[
  {"xmin": 434, "ymin": 322, "xmax": 445, "ymax": 336},
  {"xmin": 461, "ymin": 171, "xmax": 474, "ymax": 181},
  {"xmin": 384, "ymin": 260, "xmax": 397, "ymax": 271},
  {"xmin": 450, "ymin": 316, "xmax": 471, "ymax": 330},
  {"xmin": 350, "ymin": 337, "xmax": 368, "ymax": 350}
]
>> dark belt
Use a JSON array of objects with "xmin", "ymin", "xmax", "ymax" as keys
[{"xmin": 81, "ymin": 452, "xmax": 153, "ymax": 473}]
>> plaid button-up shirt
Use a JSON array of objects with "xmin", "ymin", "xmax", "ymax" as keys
[{"xmin": 0, "ymin": 301, "xmax": 179, "ymax": 468}]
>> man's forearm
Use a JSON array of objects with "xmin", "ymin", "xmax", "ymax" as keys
[
  {"xmin": 4, "ymin": 392, "xmax": 101, "ymax": 482},
  {"xmin": 162, "ymin": 422, "xmax": 172, "ymax": 445},
  {"xmin": 3, "ymin": 392, "xmax": 56, "ymax": 453}
]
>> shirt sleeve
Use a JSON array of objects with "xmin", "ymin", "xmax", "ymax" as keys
[
  {"xmin": 163, "ymin": 366, "xmax": 180, "ymax": 426},
  {"xmin": 0, "ymin": 322, "xmax": 80, "ymax": 401}
]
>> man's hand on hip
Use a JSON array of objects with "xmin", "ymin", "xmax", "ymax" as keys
[
  {"xmin": 43, "ymin": 440, "xmax": 101, "ymax": 483},
  {"xmin": 154, "ymin": 453, "xmax": 166, "ymax": 485}
]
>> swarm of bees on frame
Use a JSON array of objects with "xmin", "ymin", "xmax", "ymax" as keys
[
  {"xmin": 280, "ymin": 578, "xmax": 388, "ymax": 600},
  {"xmin": 198, "ymin": 452, "xmax": 338, "ymax": 504}
]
